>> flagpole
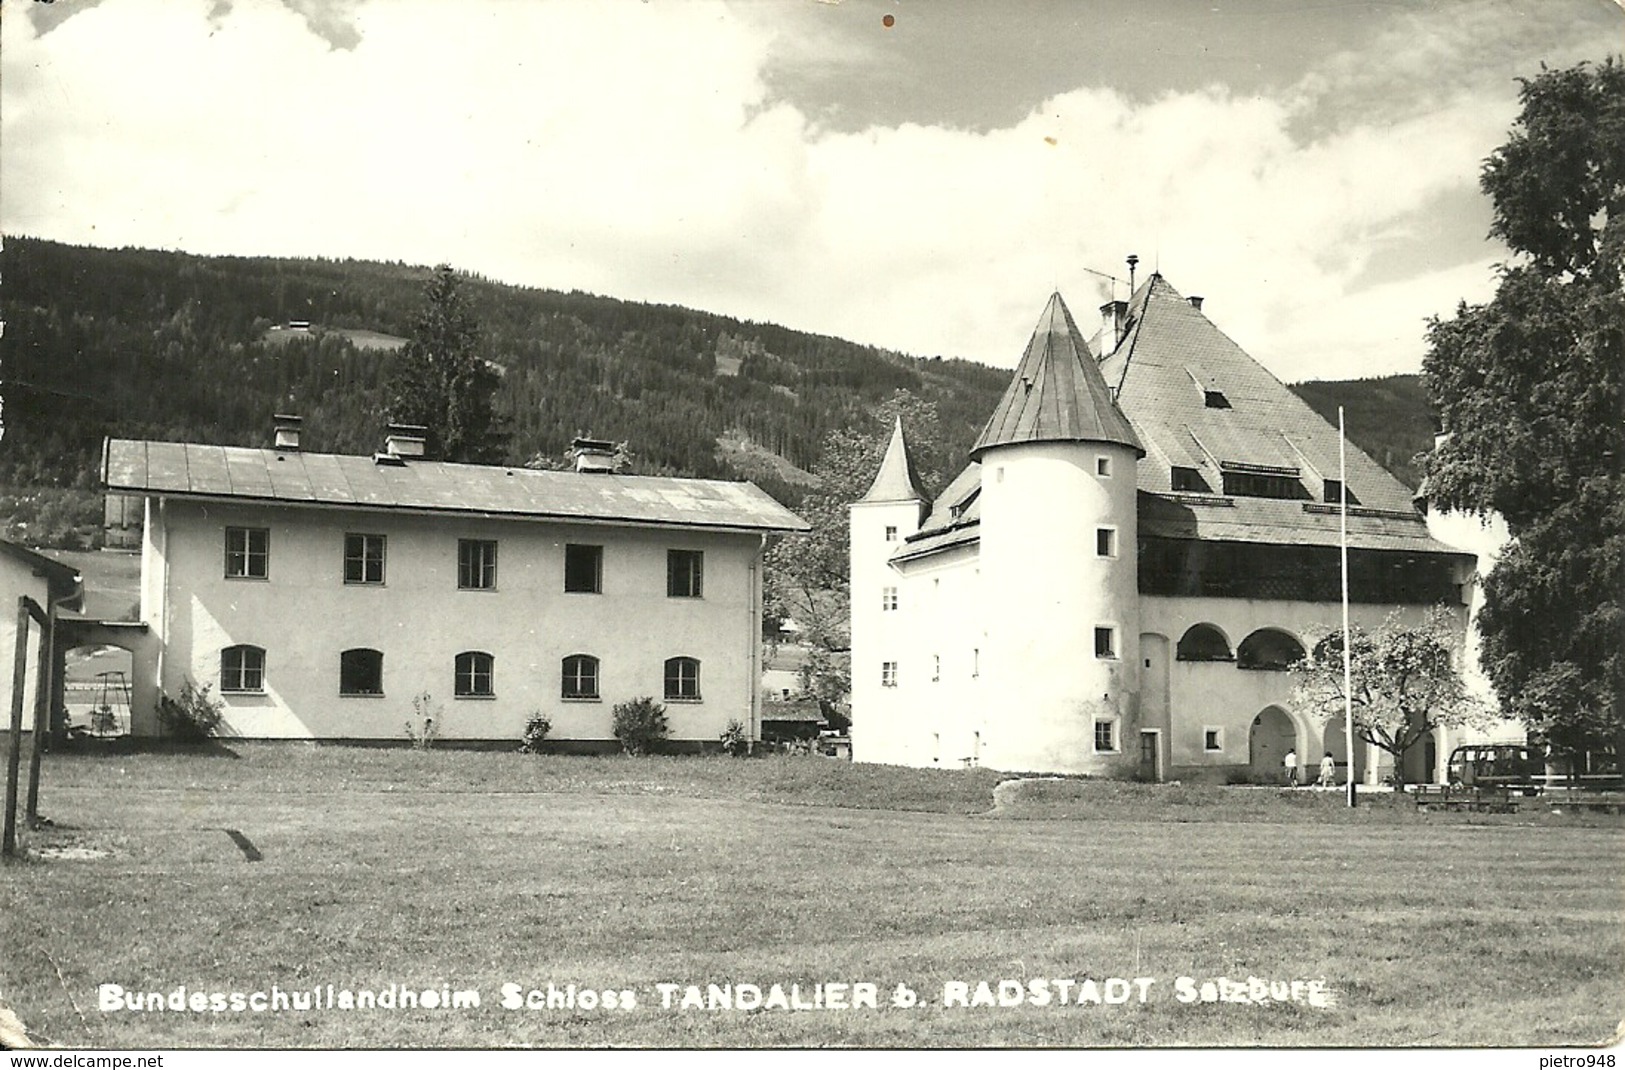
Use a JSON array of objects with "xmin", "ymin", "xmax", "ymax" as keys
[{"xmin": 1340, "ymin": 407, "xmax": 1357, "ymax": 808}]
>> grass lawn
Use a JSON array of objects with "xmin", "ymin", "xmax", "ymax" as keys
[{"xmin": 2, "ymin": 746, "xmax": 1620, "ymax": 1049}]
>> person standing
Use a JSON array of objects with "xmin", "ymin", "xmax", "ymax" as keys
[
  {"xmin": 1283, "ymin": 747, "xmax": 1299, "ymax": 787},
  {"xmin": 1319, "ymin": 751, "xmax": 1338, "ymax": 788}
]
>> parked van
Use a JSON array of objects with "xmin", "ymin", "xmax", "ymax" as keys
[{"xmin": 1448, "ymin": 744, "xmax": 1544, "ymax": 795}]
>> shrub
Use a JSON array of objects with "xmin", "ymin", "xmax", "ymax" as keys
[
  {"xmin": 156, "ymin": 679, "xmax": 225, "ymax": 742},
  {"xmin": 519, "ymin": 712, "xmax": 552, "ymax": 754},
  {"xmin": 719, "ymin": 718, "xmax": 749, "ymax": 756},
  {"xmin": 404, "ymin": 691, "xmax": 441, "ymax": 750},
  {"xmin": 612, "ymin": 696, "xmax": 669, "ymax": 755}
]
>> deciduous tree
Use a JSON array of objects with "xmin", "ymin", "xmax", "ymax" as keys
[
  {"xmin": 1294, "ymin": 611, "xmax": 1490, "ymax": 787},
  {"xmin": 1422, "ymin": 58, "xmax": 1624, "ymax": 759}
]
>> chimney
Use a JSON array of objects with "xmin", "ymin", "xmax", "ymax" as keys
[
  {"xmin": 384, "ymin": 423, "xmax": 427, "ymax": 459},
  {"xmin": 1188, "ymin": 296, "xmax": 1204, "ymax": 312},
  {"xmin": 1098, "ymin": 300, "xmax": 1128, "ymax": 358},
  {"xmin": 571, "ymin": 437, "xmax": 619, "ymax": 474},
  {"xmin": 273, "ymin": 414, "xmax": 303, "ymax": 451}
]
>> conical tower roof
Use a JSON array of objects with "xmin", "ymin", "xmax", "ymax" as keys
[
  {"xmin": 857, "ymin": 416, "xmax": 928, "ymax": 504},
  {"xmin": 969, "ymin": 292, "xmax": 1143, "ymax": 459}
]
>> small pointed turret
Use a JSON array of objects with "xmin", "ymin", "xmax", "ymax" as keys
[
  {"xmin": 858, "ymin": 416, "xmax": 928, "ymax": 504},
  {"xmin": 970, "ymin": 292, "xmax": 1143, "ymax": 459}
]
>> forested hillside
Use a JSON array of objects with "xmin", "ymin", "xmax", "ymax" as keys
[
  {"xmin": 1, "ymin": 237, "xmax": 1435, "ymax": 547},
  {"xmin": 1, "ymin": 238, "xmax": 1008, "ymax": 544},
  {"xmin": 1291, "ymin": 375, "xmax": 1436, "ymax": 490}
]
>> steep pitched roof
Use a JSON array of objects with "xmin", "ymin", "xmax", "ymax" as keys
[
  {"xmin": 1099, "ymin": 274, "xmax": 1419, "ymax": 514},
  {"xmin": 103, "ymin": 439, "xmax": 809, "ymax": 535},
  {"xmin": 892, "ymin": 275, "xmax": 1461, "ymax": 567},
  {"xmin": 857, "ymin": 417, "xmax": 928, "ymax": 504},
  {"xmin": 969, "ymin": 292, "xmax": 1143, "ymax": 459}
]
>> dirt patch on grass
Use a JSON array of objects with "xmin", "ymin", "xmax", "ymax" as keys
[{"xmin": 29, "ymin": 844, "xmax": 112, "ymax": 861}]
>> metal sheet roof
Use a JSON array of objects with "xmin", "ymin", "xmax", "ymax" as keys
[
  {"xmin": 970, "ymin": 292, "xmax": 1143, "ymax": 459},
  {"xmin": 857, "ymin": 417, "xmax": 928, "ymax": 504},
  {"xmin": 104, "ymin": 440, "xmax": 809, "ymax": 534}
]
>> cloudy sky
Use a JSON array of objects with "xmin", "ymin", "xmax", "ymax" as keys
[{"xmin": 3, "ymin": 0, "xmax": 1620, "ymax": 380}]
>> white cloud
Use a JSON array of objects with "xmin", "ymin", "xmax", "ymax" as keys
[{"xmin": 1, "ymin": 0, "xmax": 1607, "ymax": 381}]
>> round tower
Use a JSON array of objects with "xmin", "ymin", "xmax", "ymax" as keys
[
  {"xmin": 971, "ymin": 293, "xmax": 1144, "ymax": 774},
  {"xmin": 848, "ymin": 417, "xmax": 929, "ymax": 766}
]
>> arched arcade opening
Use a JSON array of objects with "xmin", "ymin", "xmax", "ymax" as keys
[{"xmin": 1249, "ymin": 705, "xmax": 1297, "ymax": 784}]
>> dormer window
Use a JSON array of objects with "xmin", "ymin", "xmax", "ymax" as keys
[
  {"xmin": 949, "ymin": 487, "xmax": 980, "ymax": 521},
  {"xmin": 1223, "ymin": 471, "xmax": 1305, "ymax": 500},
  {"xmin": 1171, "ymin": 467, "xmax": 1210, "ymax": 493},
  {"xmin": 1323, "ymin": 480, "xmax": 1360, "ymax": 505},
  {"xmin": 1187, "ymin": 367, "xmax": 1231, "ymax": 409}
]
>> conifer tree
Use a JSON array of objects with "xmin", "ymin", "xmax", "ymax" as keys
[{"xmin": 389, "ymin": 265, "xmax": 505, "ymax": 463}]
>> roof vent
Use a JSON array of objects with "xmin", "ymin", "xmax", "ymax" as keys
[
  {"xmin": 384, "ymin": 423, "xmax": 427, "ymax": 459},
  {"xmin": 571, "ymin": 437, "xmax": 620, "ymax": 474},
  {"xmin": 273, "ymin": 414, "xmax": 303, "ymax": 451},
  {"xmin": 1188, "ymin": 296, "xmax": 1204, "ymax": 311}
]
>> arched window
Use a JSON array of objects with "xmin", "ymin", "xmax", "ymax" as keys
[
  {"xmin": 339, "ymin": 648, "xmax": 384, "ymax": 695},
  {"xmin": 221, "ymin": 645, "xmax": 266, "ymax": 693},
  {"xmin": 1236, "ymin": 629, "xmax": 1306, "ymax": 671},
  {"xmin": 455, "ymin": 651, "xmax": 494, "ymax": 697},
  {"xmin": 664, "ymin": 657, "xmax": 701, "ymax": 701},
  {"xmin": 1176, "ymin": 624, "xmax": 1233, "ymax": 662},
  {"xmin": 562, "ymin": 654, "xmax": 600, "ymax": 700}
]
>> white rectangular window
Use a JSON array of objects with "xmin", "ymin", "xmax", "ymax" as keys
[
  {"xmin": 1204, "ymin": 727, "xmax": 1224, "ymax": 753},
  {"xmin": 884, "ymin": 525, "xmax": 898, "ymax": 542},
  {"xmin": 1096, "ymin": 527, "xmax": 1117, "ymax": 558},
  {"xmin": 344, "ymin": 533, "xmax": 386, "ymax": 585},
  {"xmin": 1094, "ymin": 626, "xmax": 1118, "ymax": 659},
  {"xmin": 1096, "ymin": 456, "xmax": 1112, "ymax": 477},
  {"xmin": 881, "ymin": 661, "xmax": 898, "ymax": 688},
  {"xmin": 1094, "ymin": 719, "xmax": 1117, "ymax": 752},
  {"xmin": 458, "ymin": 539, "xmax": 498, "ymax": 590},
  {"xmin": 881, "ymin": 586, "xmax": 898, "ymax": 611},
  {"xmin": 564, "ymin": 544, "xmax": 603, "ymax": 593},
  {"xmin": 667, "ymin": 550, "xmax": 704, "ymax": 598},
  {"xmin": 225, "ymin": 527, "xmax": 269, "ymax": 579}
]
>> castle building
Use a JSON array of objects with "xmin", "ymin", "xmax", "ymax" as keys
[
  {"xmin": 850, "ymin": 275, "xmax": 1477, "ymax": 783},
  {"xmin": 103, "ymin": 423, "xmax": 806, "ymax": 746}
]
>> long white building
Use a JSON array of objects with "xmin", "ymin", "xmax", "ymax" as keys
[{"xmin": 104, "ymin": 423, "xmax": 806, "ymax": 746}]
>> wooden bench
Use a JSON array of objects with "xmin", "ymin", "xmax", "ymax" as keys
[
  {"xmin": 1540, "ymin": 790, "xmax": 1625, "ymax": 815},
  {"xmin": 1411, "ymin": 785, "xmax": 1520, "ymax": 813}
]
